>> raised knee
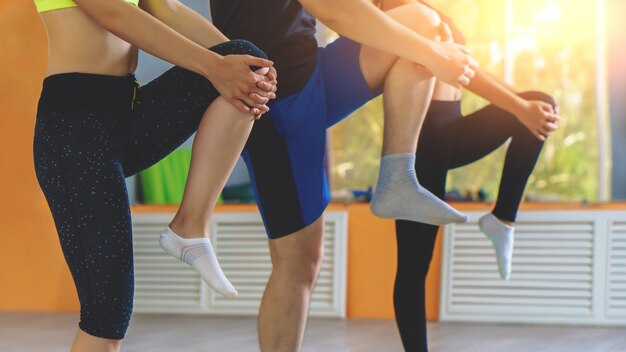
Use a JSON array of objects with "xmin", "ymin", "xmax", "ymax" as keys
[
  {"xmin": 388, "ymin": 2, "xmax": 442, "ymax": 41},
  {"xmin": 518, "ymin": 91, "xmax": 557, "ymax": 109},
  {"xmin": 209, "ymin": 39, "xmax": 268, "ymax": 60}
]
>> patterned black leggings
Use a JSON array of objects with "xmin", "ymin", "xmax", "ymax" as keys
[
  {"xmin": 394, "ymin": 91, "xmax": 556, "ymax": 351},
  {"xmin": 33, "ymin": 40, "xmax": 266, "ymax": 339}
]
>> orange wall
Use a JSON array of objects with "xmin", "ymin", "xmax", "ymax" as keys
[
  {"xmin": 344, "ymin": 204, "xmax": 442, "ymax": 320},
  {"xmin": 0, "ymin": 1, "xmax": 82, "ymax": 312}
]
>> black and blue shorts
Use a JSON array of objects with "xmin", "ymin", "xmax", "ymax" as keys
[{"xmin": 243, "ymin": 37, "xmax": 382, "ymax": 239}]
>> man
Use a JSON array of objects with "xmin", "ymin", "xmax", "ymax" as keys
[{"xmin": 209, "ymin": 0, "xmax": 477, "ymax": 350}]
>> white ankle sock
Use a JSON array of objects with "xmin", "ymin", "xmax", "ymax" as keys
[
  {"xmin": 159, "ymin": 227, "xmax": 237, "ymax": 297},
  {"xmin": 370, "ymin": 153, "xmax": 468, "ymax": 225},
  {"xmin": 479, "ymin": 213, "xmax": 514, "ymax": 280}
]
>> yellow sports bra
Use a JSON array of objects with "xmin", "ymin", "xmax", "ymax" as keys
[{"xmin": 35, "ymin": 0, "xmax": 139, "ymax": 13}]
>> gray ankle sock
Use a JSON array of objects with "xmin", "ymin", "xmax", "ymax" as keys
[{"xmin": 370, "ymin": 153, "xmax": 468, "ymax": 225}]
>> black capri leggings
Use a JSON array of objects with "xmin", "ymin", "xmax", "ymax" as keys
[
  {"xmin": 33, "ymin": 40, "xmax": 267, "ymax": 339},
  {"xmin": 393, "ymin": 91, "xmax": 556, "ymax": 352}
]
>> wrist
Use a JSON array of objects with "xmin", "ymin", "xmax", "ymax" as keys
[
  {"xmin": 511, "ymin": 97, "xmax": 530, "ymax": 118},
  {"xmin": 419, "ymin": 40, "xmax": 441, "ymax": 72},
  {"xmin": 198, "ymin": 50, "xmax": 223, "ymax": 82}
]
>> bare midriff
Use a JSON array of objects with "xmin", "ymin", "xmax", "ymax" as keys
[{"xmin": 40, "ymin": 8, "xmax": 137, "ymax": 77}]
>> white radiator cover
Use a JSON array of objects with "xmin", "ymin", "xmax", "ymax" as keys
[
  {"xmin": 440, "ymin": 211, "xmax": 626, "ymax": 326},
  {"xmin": 606, "ymin": 220, "xmax": 626, "ymax": 321},
  {"xmin": 132, "ymin": 211, "xmax": 347, "ymax": 318}
]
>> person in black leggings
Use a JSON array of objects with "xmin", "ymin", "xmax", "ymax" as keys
[
  {"xmin": 34, "ymin": 40, "xmax": 269, "ymax": 340},
  {"xmin": 34, "ymin": 0, "xmax": 277, "ymax": 348},
  {"xmin": 394, "ymin": 91, "xmax": 556, "ymax": 351},
  {"xmin": 375, "ymin": 1, "xmax": 560, "ymax": 351}
]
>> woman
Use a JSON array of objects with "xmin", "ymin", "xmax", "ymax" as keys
[
  {"xmin": 375, "ymin": 1, "xmax": 560, "ymax": 351},
  {"xmin": 32, "ymin": 0, "xmax": 276, "ymax": 349}
]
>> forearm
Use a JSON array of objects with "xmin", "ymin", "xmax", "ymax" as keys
[
  {"xmin": 75, "ymin": 0, "xmax": 221, "ymax": 79},
  {"xmin": 142, "ymin": 0, "xmax": 228, "ymax": 48},
  {"xmin": 301, "ymin": 0, "xmax": 438, "ymax": 68},
  {"xmin": 466, "ymin": 68, "xmax": 527, "ymax": 117},
  {"xmin": 486, "ymin": 71, "xmax": 518, "ymax": 93}
]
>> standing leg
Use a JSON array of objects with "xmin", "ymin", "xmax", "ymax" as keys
[
  {"xmin": 258, "ymin": 219, "xmax": 324, "ymax": 352},
  {"xmin": 247, "ymin": 113, "xmax": 328, "ymax": 351},
  {"xmin": 34, "ymin": 109, "xmax": 134, "ymax": 352},
  {"xmin": 243, "ymin": 58, "xmax": 330, "ymax": 350},
  {"xmin": 393, "ymin": 92, "xmax": 456, "ymax": 352},
  {"xmin": 394, "ymin": 222, "xmax": 440, "ymax": 352}
]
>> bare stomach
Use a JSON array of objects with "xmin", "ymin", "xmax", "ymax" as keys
[{"xmin": 41, "ymin": 8, "xmax": 137, "ymax": 77}]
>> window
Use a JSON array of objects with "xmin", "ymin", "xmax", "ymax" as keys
[{"xmin": 329, "ymin": 0, "xmax": 609, "ymax": 202}]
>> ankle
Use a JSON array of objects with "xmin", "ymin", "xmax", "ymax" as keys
[
  {"xmin": 501, "ymin": 220, "xmax": 514, "ymax": 227},
  {"xmin": 493, "ymin": 215, "xmax": 514, "ymax": 227},
  {"xmin": 169, "ymin": 214, "xmax": 210, "ymax": 239}
]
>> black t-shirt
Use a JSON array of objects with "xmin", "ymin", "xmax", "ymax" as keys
[{"xmin": 210, "ymin": 0, "xmax": 319, "ymax": 98}]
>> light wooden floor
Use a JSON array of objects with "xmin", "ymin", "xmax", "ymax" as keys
[{"xmin": 1, "ymin": 312, "xmax": 626, "ymax": 352}]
